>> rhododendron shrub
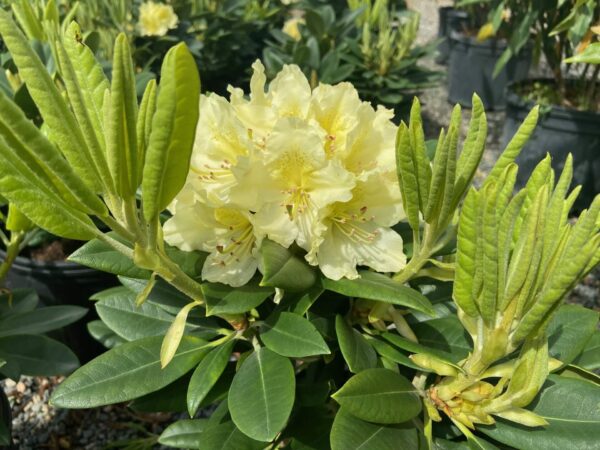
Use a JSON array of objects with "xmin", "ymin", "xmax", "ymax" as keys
[{"xmin": 0, "ymin": 10, "xmax": 598, "ymax": 450}]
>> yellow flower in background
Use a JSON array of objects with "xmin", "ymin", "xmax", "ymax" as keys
[
  {"xmin": 138, "ymin": 1, "xmax": 178, "ymax": 37},
  {"xmin": 282, "ymin": 17, "xmax": 304, "ymax": 41},
  {"xmin": 165, "ymin": 60, "xmax": 406, "ymax": 285}
]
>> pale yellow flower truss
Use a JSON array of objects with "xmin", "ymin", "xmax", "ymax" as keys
[
  {"xmin": 138, "ymin": 1, "xmax": 179, "ymax": 37},
  {"xmin": 164, "ymin": 60, "xmax": 406, "ymax": 286}
]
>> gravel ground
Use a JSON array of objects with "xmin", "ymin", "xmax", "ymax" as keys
[
  {"xmin": 3, "ymin": 1, "xmax": 599, "ymax": 448},
  {"xmin": 4, "ymin": 377, "xmax": 176, "ymax": 449}
]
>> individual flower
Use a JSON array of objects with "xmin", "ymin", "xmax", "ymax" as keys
[
  {"xmin": 307, "ymin": 173, "xmax": 406, "ymax": 280},
  {"xmin": 282, "ymin": 17, "xmax": 304, "ymax": 41},
  {"xmin": 164, "ymin": 186, "xmax": 260, "ymax": 287},
  {"xmin": 138, "ymin": 1, "xmax": 178, "ymax": 37}
]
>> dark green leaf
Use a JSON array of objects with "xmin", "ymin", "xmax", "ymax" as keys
[
  {"xmin": 50, "ymin": 336, "xmax": 209, "ymax": 408},
  {"xmin": 203, "ymin": 282, "xmax": 273, "ymax": 316},
  {"xmin": 261, "ymin": 312, "xmax": 330, "ymax": 358},
  {"xmin": 228, "ymin": 347, "xmax": 295, "ymax": 442},
  {"xmin": 330, "ymin": 408, "xmax": 420, "ymax": 450},
  {"xmin": 322, "ymin": 271, "xmax": 434, "ymax": 316},
  {"xmin": 335, "ymin": 315, "xmax": 377, "ymax": 373},
  {"xmin": 332, "ymin": 368, "xmax": 421, "ymax": 424},
  {"xmin": 0, "ymin": 305, "xmax": 86, "ymax": 337},
  {"xmin": 259, "ymin": 240, "xmax": 317, "ymax": 292}
]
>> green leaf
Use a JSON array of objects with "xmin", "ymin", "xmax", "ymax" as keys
[
  {"xmin": 158, "ymin": 419, "xmax": 209, "ymax": 448},
  {"xmin": 259, "ymin": 240, "xmax": 317, "ymax": 291},
  {"xmin": 330, "ymin": 408, "xmax": 420, "ymax": 450},
  {"xmin": 130, "ymin": 372, "xmax": 190, "ymax": 413},
  {"xmin": 480, "ymin": 375, "xmax": 600, "ymax": 450},
  {"xmin": 323, "ymin": 271, "xmax": 434, "ymax": 316},
  {"xmin": 412, "ymin": 317, "xmax": 472, "ymax": 361},
  {"xmin": 203, "ymin": 282, "xmax": 273, "ymax": 316},
  {"xmin": 261, "ymin": 312, "xmax": 330, "ymax": 358},
  {"xmin": 142, "ymin": 43, "xmax": 200, "ymax": 220},
  {"xmin": 69, "ymin": 238, "xmax": 151, "ymax": 279},
  {"xmin": 365, "ymin": 336, "xmax": 421, "ymax": 370},
  {"xmin": 202, "ymin": 421, "xmax": 265, "ymax": 450},
  {"xmin": 0, "ymin": 9, "xmax": 103, "ymax": 193},
  {"xmin": 333, "ymin": 368, "xmax": 421, "ymax": 424},
  {"xmin": 11, "ymin": 0, "xmax": 44, "ymax": 41},
  {"xmin": 564, "ymin": 42, "xmax": 600, "ymax": 64},
  {"xmin": 0, "ymin": 335, "xmax": 78, "ymax": 379},
  {"xmin": 187, "ymin": 340, "xmax": 235, "ymax": 417},
  {"xmin": 228, "ymin": 347, "xmax": 295, "ymax": 442},
  {"xmin": 335, "ymin": 315, "xmax": 377, "ymax": 373},
  {"xmin": 86, "ymin": 320, "xmax": 126, "ymax": 349},
  {"xmin": 573, "ymin": 331, "xmax": 600, "ymax": 370},
  {"xmin": 106, "ymin": 33, "xmax": 138, "ymax": 197},
  {"xmin": 0, "ymin": 305, "xmax": 86, "ymax": 337},
  {"xmin": 95, "ymin": 287, "xmax": 175, "ymax": 341},
  {"xmin": 547, "ymin": 305, "xmax": 598, "ymax": 366},
  {"xmin": 0, "ymin": 288, "xmax": 38, "ymax": 316},
  {"xmin": 382, "ymin": 331, "xmax": 463, "ymax": 367},
  {"xmin": 50, "ymin": 335, "xmax": 209, "ymax": 408}
]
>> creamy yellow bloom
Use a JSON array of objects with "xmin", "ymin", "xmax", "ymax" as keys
[
  {"xmin": 165, "ymin": 60, "xmax": 406, "ymax": 285},
  {"xmin": 282, "ymin": 17, "xmax": 304, "ymax": 41},
  {"xmin": 138, "ymin": 2, "xmax": 178, "ymax": 37},
  {"xmin": 164, "ymin": 186, "xmax": 260, "ymax": 287}
]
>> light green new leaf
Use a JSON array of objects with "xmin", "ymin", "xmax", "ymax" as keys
[
  {"xmin": 107, "ymin": 33, "xmax": 139, "ymax": 197},
  {"xmin": 408, "ymin": 98, "xmax": 432, "ymax": 213},
  {"xmin": 228, "ymin": 347, "xmax": 295, "ymax": 442},
  {"xmin": 136, "ymin": 79, "xmax": 157, "ymax": 184},
  {"xmin": 260, "ymin": 312, "xmax": 330, "ymax": 357},
  {"xmin": 0, "ymin": 164, "xmax": 97, "ymax": 240},
  {"xmin": 335, "ymin": 315, "xmax": 378, "ymax": 373},
  {"xmin": 332, "ymin": 368, "xmax": 421, "ymax": 424},
  {"xmin": 142, "ymin": 43, "xmax": 200, "ymax": 220},
  {"xmin": 63, "ymin": 22, "xmax": 108, "ymax": 145},
  {"xmin": 565, "ymin": 42, "xmax": 600, "ymax": 64},
  {"xmin": 453, "ymin": 188, "xmax": 479, "ymax": 317},
  {"xmin": 11, "ymin": 0, "xmax": 44, "ymax": 41},
  {"xmin": 187, "ymin": 340, "xmax": 235, "ymax": 417},
  {"xmin": 161, "ymin": 302, "xmax": 199, "ymax": 367},
  {"xmin": 479, "ymin": 182, "xmax": 499, "ymax": 325},
  {"xmin": 330, "ymin": 408, "xmax": 420, "ymax": 450},
  {"xmin": 487, "ymin": 106, "xmax": 539, "ymax": 183},
  {"xmin": 453, "ymin": 94, "xmax": 487, "ymax": 209},
  {"xmin": 57, "ymin": 25, "xmax": 112, "ymax": 196},
  {"xmin": 50, "ymin": 335, "xmax": 209, "ymax": 408},
  {"xmin": 0, "ymin": 90, "xmax": 106, "ymax": 216},
  {"xmin": 396, "ymin": 122, "xmax": 420, "ymax": 232},
  {"xmin": 481, "ymin": 375, "xmax": 600, "ymax": 450},
  {"xmin": 0, "ymin": 9, "xmax": 102, "ymax": 193}
]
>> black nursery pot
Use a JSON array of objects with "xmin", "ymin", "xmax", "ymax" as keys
[
  {"xmin": 1, "ymin": 253, "xmax": 117, "ymax": 362},
  {"xmin": 502, "ymin": 80, "xmax": 600, "ymax": 209},
  {"xmin": 436, "ymin": 7, "xmax": 468, "ymax": 65},
  {"xmin": 448, "ymin": 32, "xmax": 531, "ymax": 110}
]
